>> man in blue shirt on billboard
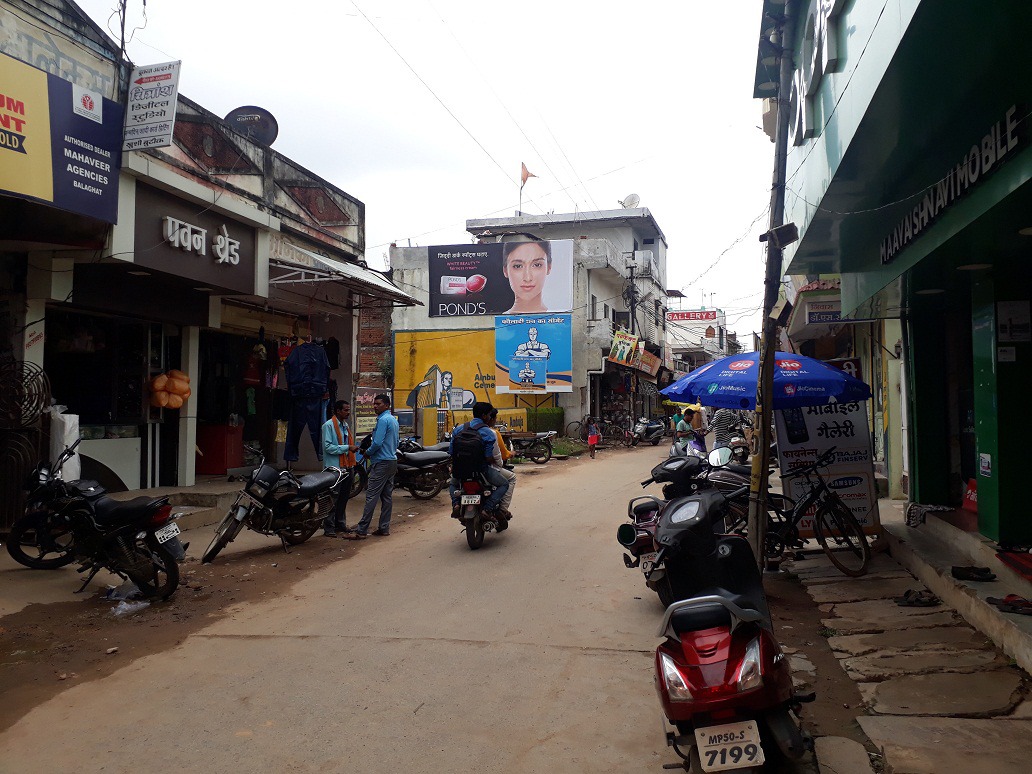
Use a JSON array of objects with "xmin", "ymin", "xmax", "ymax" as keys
[{"xmin": 354, "ymin": 393, "xmax": 400, "ymax": 537}]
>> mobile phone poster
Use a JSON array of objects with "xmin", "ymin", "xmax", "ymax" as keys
[
  {"xmin": 494, "ymin": 315, "xmax": 572, "ymax": 394},
  {"xmin": 427, "ymin": 241, "xmax": 573, "ymax": 318},
  {"xmin": 774, "ymin": 398, "xmax": 881, "ymax": 536}
]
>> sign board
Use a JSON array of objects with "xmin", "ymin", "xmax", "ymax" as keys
[
  {"xmin": 353, "ymin": 387, "xmax": 381, "ymax": 436},
  {"xmin": 825, "ymin": 358, "xmax": 863, "ymax": 381},
  {"xmin": 668, "ymin": 310, "xmax": 718, "ymax": 321},
  {"xmin": 494, "ymin": 314, "xmax": 572, "ymax": 394},
  {"xmin": 0, "ymin": 51, "xmax": 123, "ymax": 223},
  {"xmin": 428, "ymin": 240, "xmax": 573, "ymax": 317},
  {"xmin": 775, "ymin": 400, "xmax": 880, "ymax": 537},
  {"xmin": 607, "ymin": 330, "xmax": 639, "ymax": 366},
  {"xmin": 123, "ymin": 60, "xmax": 181, "ymax": 151},
  {"xmin": 447, "ymin": 387, "xmax": 464, "ymax": 411},
  {"xmin": 634, "ymin": 348, "xmax": 661, "ymax": 376}
]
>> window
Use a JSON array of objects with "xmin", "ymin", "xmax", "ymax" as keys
[
  {"xmin": 705, "ymin": 326, "xmax": 716, "ymax": 339},
  {"xmin": 603, "ymin": 302, "xmax": 609, "ymax": 321},
  {"xmin": 591, "ymin": 294, "xmax": 597, "ymax": 319},
  {"xmin": 643, "ymin": 238, "xmax": 655, "ymax": 245}
]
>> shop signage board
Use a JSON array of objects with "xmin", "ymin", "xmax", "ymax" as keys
[
  {"xmin": 494, "ymin": 314, "xmax": 572, "ymax": 394},
  {"xmin": 123, "ymin": 60, "xmax": 182, "ymax": 151},
  {"xmin": 667, "ymin": 310, "xmax": 718, "ymax": 321},
  {"xmin": 353, "ymin": 387, "xmax": 381, "ymax": 436},
  {"xmin": 0, "ymin": 51, "xmax": 123, "ymax": 223},
  {"xmin": 775, "ymin": 400, "xmax": 881, "ymax": 537},
  {"xmin": 133, "ymin": 183, "xmax": 256, "ymax": 293},
  {"xmin": 634, "ymin": 348, "xmax": 661, "ymax": 376},
  {"xmin": 427, "ymin": 240, "xmax": 573, "ymax": 317},
  {"xmin": 607, "ymin": 330, "xmax": 639, "ymax": 366}
]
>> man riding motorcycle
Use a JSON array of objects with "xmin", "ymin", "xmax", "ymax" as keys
[{"xmin": 449, "ymin": 402, "xmax": 511, "ymax": 521}]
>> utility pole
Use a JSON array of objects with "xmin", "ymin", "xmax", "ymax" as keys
[
  {"xmin": 747, "ymin": 6, "xmax": 797, "ymax": 571},
  {"xmin": 628, "ymin": 259, "xmax": 637, "ymax": 336}
]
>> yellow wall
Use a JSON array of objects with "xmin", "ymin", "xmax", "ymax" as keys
[{"xmin": 394, "ymin": 330, "xmax": 501, "ymax": 411}]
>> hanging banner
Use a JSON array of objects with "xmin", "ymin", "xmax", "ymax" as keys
[
  {"xmin": 0, "ymin": 51, "xmax": 123, "ymax": 223},
  {"xmin": 607, "ymin": 330, "xmax": 639, "ymax": 366},
  {"xmin": 123, "ymin": 60, "xmax": 182, "ymax": 151},
  {"xmin": 775, "ymin": 400, "xmax": 881, "ymax": 537},
  {"xmin": 428, "ymin": 240, "xmax": 573, "ymax": 317},
  {"xmin": 494, "ymin": 314, "xmax": 572, "ymax": 394}
]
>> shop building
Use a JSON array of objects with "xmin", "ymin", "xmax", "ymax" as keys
[{"xmin": 753, "ymin": 0, "xmax": 1031, "ymax": 538}]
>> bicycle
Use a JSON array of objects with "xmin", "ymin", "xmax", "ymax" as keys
[{"xmin": 728, "ymin": 447, "xmax": 871, "ymax": 577}]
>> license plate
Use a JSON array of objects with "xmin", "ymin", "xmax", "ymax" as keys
[
  {"xmin": 640, "ymin": 551, "xmax": 660, "ymax": 574},
  {"xmin": 694, "ymin": 721, "xmax": 764, "ymax": 771},
  {"xmin": 460, "ymin": 494, "xmax": 481, "ymax": 505},
  {"xmin": 154, "ymin": 521, "xmax": 181, "ymax": 544}
]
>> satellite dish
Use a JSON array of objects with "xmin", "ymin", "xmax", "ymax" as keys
[
  {"xmin": 619, "ymin": 193, "xmax": 640, "ymax": 209},
  {"xmin": 224, "ymin": 105, "xmax": 279, "ymax": 146}
]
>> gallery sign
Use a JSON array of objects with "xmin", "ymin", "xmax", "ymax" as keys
[
  {"xmin": 667, "ymin": 310, "xmax": 717, "ymax": 321},
  {"xmin": 0, "ymin": 51, "xmax": 123, "ymax": 223},
  {"xmin": 494, "ymin": 314, "xmax": 572, "ymax": 394},
  {"xmin": 428, "ymin": 240, "xmax": 573, "ymax": 317}
]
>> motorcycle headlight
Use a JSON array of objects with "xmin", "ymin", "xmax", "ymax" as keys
[
  {"xmin": 669, "ymin": 500, "xmax": 702, "ymax": 525},
  {"xmin": 736, "ymin": 637, "xmax": 763, "ymax": 693},
  {"xmin": 659, "ymin": 652, "xmax": 693, "ymax": 702}
]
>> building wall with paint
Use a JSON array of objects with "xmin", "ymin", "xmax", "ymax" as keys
[{"xmin": 394, "ymin": 330, "xmax": 500, "ymax": 415}]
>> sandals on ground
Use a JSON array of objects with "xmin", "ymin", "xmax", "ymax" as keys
[
  {"xmin": 894, "ymin": 589, "xmax": 941, "ymax": 607},
  {"xmin": 951, "ymin": 565, "xmax": 997, "ymax": 582}
]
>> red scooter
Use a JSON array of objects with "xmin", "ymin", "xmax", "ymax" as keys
[{"xmin": 644, "ymin": 458, "xmax": 812, "ymax": 771}]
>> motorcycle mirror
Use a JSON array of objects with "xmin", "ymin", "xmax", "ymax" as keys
[{"xmin": 708, "ymin": 447, "xmax": 733, "ymax": 467}]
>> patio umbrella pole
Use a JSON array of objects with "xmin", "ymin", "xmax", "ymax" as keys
[{"xmin": 748, "ymin": 8, "xmax": 795, "ymax": 571}]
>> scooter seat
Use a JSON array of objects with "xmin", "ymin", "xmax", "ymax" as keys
[
  {"xmin": 670, "ymin": 590, "xmax": 762, "ymax": 634},
  {"xmin": 424, "ymin": 442, "xmax": 451, "ymax": 452},
  {"xmin": 296, "ymin": 471, "xmax": 340, "ymax": 497},
  {"xmin": 632, "ymin": 501, "xmax": 659, "ymax": 518},
  {"xmin": 93, "ymin": 496, "xmax": 166, "ymax": 525},
  {"xmin": 397, "ymin": 450, "xmax": 450, "ymax": 466},
  {"xmin": 727, "ymin": 463, "xmax": 753, "ymax": 476}
]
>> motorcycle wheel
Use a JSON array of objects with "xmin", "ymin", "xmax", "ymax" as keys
[
  {"xmin": 348, "ymin": 465, "xmax": 369, "ymax": 499},
  {"xmin": 465, "ymin": 510, "xmax": 485, "ymax": 550},
  {"xmin": 201, "ymin": 510, "xmax": 245, "ymax": 564},
  {"xmin": 650, "ymin": 437, "xmax": 661, "ymax": 446},
  {"xmin": 526, "ymin": 441, "xmax": 552, "ymax": 464},
  {"xmin": 124, "ymin": 536, "xmax": 179, "ymax": 600},
  {"xmin": 408, "ymin": 472, "xmax": 444, "ymax": 500},
  {"xmin": 656, "ymin": 576, "xmax": 676, "ymax": 609},
  {"xmin": 5, "ymin": 511, "xmax": 76, "ymax": 569},
  {"xmin": 281, "ymin": 521, "xmax": 320, "ymax": 545}
]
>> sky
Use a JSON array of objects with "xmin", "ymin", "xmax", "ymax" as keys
[{"xmin": 75, "ymin": 0, "xmax": 774, "ymax": 342}]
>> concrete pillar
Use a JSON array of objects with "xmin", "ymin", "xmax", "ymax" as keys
[{"xmin": 178, "ymin": 326, "xmax": 200, "ymax": 486}]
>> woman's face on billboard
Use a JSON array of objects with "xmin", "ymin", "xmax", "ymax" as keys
[{"xmin": 503, "ymin": 243, "xmax": 550, "ymax": 311}]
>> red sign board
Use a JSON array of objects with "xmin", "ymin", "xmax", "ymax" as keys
[
  {"xmin": 667, "ymin": 310, "xmax": 718, "ymax": 321},
  {"xmin": 825, "ymin": 358, "xmax": 862, "ymax": 380}
]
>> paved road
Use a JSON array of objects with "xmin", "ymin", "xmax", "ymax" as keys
[{"xmin": 1, "ymin": 447, "xmax": 678, "ymax": 772}]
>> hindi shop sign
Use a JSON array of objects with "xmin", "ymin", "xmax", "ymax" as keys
[
  {"xmin": 774, "ymin": 400, "xmax": 880, "ymax": 537},
  {"xmin": 133, "ymin": 183, "xmax": 256, "ymax": 294},
  {"xmin": 123, "ymin": 60, "xmax": 181, "ymax": 152},
  {"xmin": 0, "ymin": 51, "xmax": 123, "ymax": 223}
]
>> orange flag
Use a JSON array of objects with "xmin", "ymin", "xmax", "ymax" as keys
[{"xmin": 520, "ymin": 162, "xmax": 537, "ymax": 189}]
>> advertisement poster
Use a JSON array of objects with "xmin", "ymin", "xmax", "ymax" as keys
[
  {"xmin": 607, "ymin": 330, "xmax": 639, "ymax": 366},
  {"xmin": 353, "ymin": 387, "xmax": 382, "ymax": 436},
  {"xmin": 774, "ymin": 401, "xmax": 880, "ymax": 536},
  {"xmin": 494, "ymin": 315, "xmax": 572, "ymax": 394},
  {"xmin": 123, "ymin": 60, "xmax": 182, "ymax": 151},
  {"xmin": 428, "ymin": 240, "xmax": 573, "ymax": 317},
  {"xmin": 0, "ymin": 51, "xmax": 123, "ymax": 223},
  {"xmin": 394, "ymin": 330, "xmax": 497, "ymax": 411}
]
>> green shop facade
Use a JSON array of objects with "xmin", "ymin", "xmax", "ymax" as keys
[{"xmin": 755, "ymin": 0, "xmax": 1032, "ymax": 543}]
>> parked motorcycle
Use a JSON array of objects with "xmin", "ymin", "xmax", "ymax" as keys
[
  {"xmin": 631, "ymin": 416, "xmax": 666, "ymax": 446},
  {"xmin": 393, "ymin": 447, "xmax": 452, "ymax": 499},
  {"xmin": 499, "ymin": 427, "xmax": 555, "ymax": 464},
  {"xmin": 452, "ymin": 469, "xmax": 509, "ymax": 549},
  {"xmin": 202, "ymin": 444, "xmax": 346, "ymax": 563},
  {"xmin": 398, "ymin": 435, "xmax": 451, "ymax": 453},
  {"xmin": 7, "ymin": 439, "xmax": 183, "ymax": 599}
]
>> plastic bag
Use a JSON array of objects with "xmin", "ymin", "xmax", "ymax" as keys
[
  {"xmin": 104, "ymin": 581, "xmax": 142, "ymax": 600},
  {"xmin": 112, "ymin": 600, "xmax": 150, "ymax": 617},
  {"xmin": 47, "ymin": 407, "xmax": 81, "ymax": 481}
]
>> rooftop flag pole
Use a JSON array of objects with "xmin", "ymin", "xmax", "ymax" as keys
[{"xmin": 519, "ymin": 162, "xmax": 536, "ymax": 215}]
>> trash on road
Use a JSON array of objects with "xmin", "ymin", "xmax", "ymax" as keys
[
  {"xmin": 104, "ymin": 582, "xmax": 142, "ymax": 601},
  {"xmin": 111, "ymin": 600, "xmax": 150, "ymax": 617}
]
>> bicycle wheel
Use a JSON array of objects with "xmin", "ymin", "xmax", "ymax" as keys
[
  {"xmin": 813, "ymin": 496, "xmax": 870, "ymax": 577},
  {"xmin": 565, "ymin": 421, "xmax": 584, "ymax": 440}
]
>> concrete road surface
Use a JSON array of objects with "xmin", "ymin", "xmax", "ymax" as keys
[{"xmin": 1, "ymin": 448, "xmax": 677, "ymax": 772}]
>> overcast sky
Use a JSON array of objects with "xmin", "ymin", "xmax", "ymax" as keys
[{"xmin": 77, "ymin": 0, "xmax": 773, "ymax": 341}]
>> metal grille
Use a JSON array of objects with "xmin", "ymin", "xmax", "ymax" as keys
[{"xmin": 315, "ymin": 491, "xmax": 334, "ymax": 520}]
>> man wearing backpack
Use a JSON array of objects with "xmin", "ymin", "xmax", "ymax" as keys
[{"xmin": 449, "ymin": 402, "xmax": 509, "ymax": 519}]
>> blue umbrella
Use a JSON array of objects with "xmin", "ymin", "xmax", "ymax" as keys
[{"xmin": 660, "ymin": 352, "xmax": 871, "ymax": 410}]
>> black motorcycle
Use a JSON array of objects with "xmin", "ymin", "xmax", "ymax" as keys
[
  {"xmin": 354, "ymin": 438, "xmax": 452, "ymax": 500},
  {"xmin": 202, "ymin": 444, "xmax": 346, "ymax": 563},
  {"xmin": 7, "ymin": 439, "xmax": 182, "ymax": 599}
]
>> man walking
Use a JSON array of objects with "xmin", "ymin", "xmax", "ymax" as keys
[
  {"xmin": 321, "ymin": 400, "xmax": 359, "ymax": 539},
  {"xmin": 354, "ymin": 393, "xmax": 400, "ymax": 537}
]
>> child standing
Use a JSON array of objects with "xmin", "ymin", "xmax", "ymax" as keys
[{"xmin": 587, "ymin": 417, "xmax": 600, "ymax": 459}]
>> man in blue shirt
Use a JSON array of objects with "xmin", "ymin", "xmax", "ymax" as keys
[
  {"xmin": 354, "ymin": 394, "xmax": 400, "ymax": 537},
  {"xmin": 449, "ymin": 402, "xmax": 509, "ymax": 518}
]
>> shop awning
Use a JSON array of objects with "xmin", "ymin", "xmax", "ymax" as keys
[{"xmin": 269, "ymin": 245, "xmax": 419, "ymax": 307}]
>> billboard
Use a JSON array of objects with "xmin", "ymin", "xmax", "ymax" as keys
[
  {"xmin": 0, "ymin": 51, "xmax": 123, "ymax": 223},
  {"xmin": 607, "ymin": 330, "xmax": 639, "ymax": 366},
  {"xmin": 494, "ymin": 315, "xmax": 572, "ymax": 394},
  {"xmin": 428, "ymin": 240, "xmax": 573, "ymax": 317},
  {"xmin": 123, "ymin": 60, "xmax": 182, "ymax": 151}
]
